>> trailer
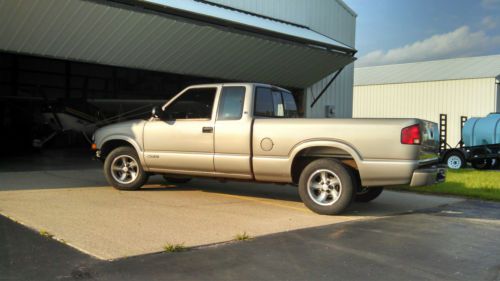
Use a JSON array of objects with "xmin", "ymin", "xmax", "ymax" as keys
[{"xmin": 440, "ymin": 113, "xmax": 500, "ymax": 169}]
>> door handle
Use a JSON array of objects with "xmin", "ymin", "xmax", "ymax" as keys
[{"xmin": 202, "ymin": 126, "xmax": 213, "ymax": 133}]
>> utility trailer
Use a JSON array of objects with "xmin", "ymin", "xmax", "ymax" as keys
[{"xmin": 440, "ymin": 113, "xmax": 500, "ymax": 169}]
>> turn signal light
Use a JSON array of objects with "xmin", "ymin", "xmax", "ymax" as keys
[
  {"xmin": 401, "ymin": 124, "xmax": 421, "ymax": 145},
  {"xmin": 91, "ymin": 143, "xmax": 97, "ymax": 151}
]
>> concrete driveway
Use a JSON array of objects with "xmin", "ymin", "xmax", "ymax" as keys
[{"xmin": 0, "ymin": 167, "xmax": 462, "ymax": 260}]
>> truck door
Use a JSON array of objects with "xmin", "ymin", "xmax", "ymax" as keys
[
  {"xmin": 214, "ymin": 86, "xmax": 253, "ymax": 179},
  {"xmin": 143, "ymin": 87, "xmax": 218, "ymax": 174}
]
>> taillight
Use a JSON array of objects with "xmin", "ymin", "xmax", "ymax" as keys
[{"xmin": 401, "ymin": 124, "xmax": 421, "ymax": 145}]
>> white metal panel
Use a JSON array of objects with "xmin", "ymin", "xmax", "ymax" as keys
[
  {"xmin": 496, "ymin": 79, "xmax": 500, "ymax": 112},
  {"xmin": 0, "ymin": 0, "xmax": 355, "ymax": 88},
  {"xmin": 207, "ymin": 0, "xmax": 357, "ymax": 118},
  {"xmin": 355, "ymin": 55, "xmax": 500, "ymax": 86},
  {"xmin": 353, "ymin": 78, "xmax": 497, "ymax": 146}
]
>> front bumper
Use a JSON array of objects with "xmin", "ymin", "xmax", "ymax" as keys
[{"xmin": 409, "ymin": 165, "xmax": 446, "ymax": 187}]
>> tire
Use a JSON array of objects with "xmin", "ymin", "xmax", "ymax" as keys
[
  {"xmin": 163, "ymin": 176, "xmax": 192, "ymax": 184},
  {"xmin": 355, "ymin": 187, "xmax": 384, "ymax": 202},
  {"xmin": 104, "ymin": 146, "xmax": 148, "ymax": 190},
  {"xmin": 471, "ymin": 159, "xmax": 492, "ymax": 170},
  {"xmin": 444, "ymin": 151, "xmax": 465, "ymax": 169},
  {"xmin": 298, "ymin": 159, "xmax": 355, "ymax": 215}
]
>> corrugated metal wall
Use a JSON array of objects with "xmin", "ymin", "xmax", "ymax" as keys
[
  {"xmin": 207, "ymin": 0, "xmax": 357, "ymax": 117},
  {"xmin": 497, "ymin": 81, "xmax": 500, "ymax": 112},
  {"xmin": 353, "ymin": 78, "xmax": 497, "ymax": 146}
]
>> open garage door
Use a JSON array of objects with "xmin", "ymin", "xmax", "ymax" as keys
[{"xmin": 0, "ymin": 0, "xmax": 356, "ymax": 89}]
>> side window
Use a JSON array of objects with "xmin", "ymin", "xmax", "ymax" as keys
[
  {"xmin": 218, "ymin": 87, "xmax": 245, "ymax": 120},
  {"xmin": 164, "ymin": 88, "xmax": 216, "ymax": 119},
  {"xmin": 272, "ymin": 91, "xmax": 284, "ymax": 117},
  {"xmin": 254, "ymin": 87, "xmax": 274, "ymax": 117},
  {"xmin": 282, "ymin": 92, "xmax": 298, "ymax": 118}
]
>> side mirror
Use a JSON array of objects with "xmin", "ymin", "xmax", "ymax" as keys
[{"xmin": 151, "ymin": 106, "xmax": 162, "ymax": 118}]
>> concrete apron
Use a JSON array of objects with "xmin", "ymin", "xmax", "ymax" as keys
[{"xmin": 0, "ymin": 169, "xmax": 462, "ymax": 260}]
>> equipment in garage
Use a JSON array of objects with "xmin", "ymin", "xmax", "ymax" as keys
[{"xmin": 440, "ymin": 113, "xmax": 500, "ymax": 169}]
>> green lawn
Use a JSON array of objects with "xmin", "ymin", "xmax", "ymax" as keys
[{"xmin": 394, "ymin": 169, "xmax": 500, "ymax": 201}]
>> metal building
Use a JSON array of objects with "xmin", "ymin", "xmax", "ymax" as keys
[
  {"xmin": 0, "ymin": 0, "xmax": 357, "ymax": 117},
  {"xmin": 353, "ymin": 55, "xmax": 500, "ymax": 146}
]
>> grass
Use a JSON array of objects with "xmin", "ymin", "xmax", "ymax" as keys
[
  {"xmin": 234, "ymin": 232, "xmax": 251, "ymax": 241},
  {"xmin": 394, "ymin": 169, "xmax": 500, "ymax": 201},
  {"xmin": 163, "ymin": 243, "xmax": 187, "ymax": 253},
  {"xmin": 39, "ymin": 230, "xmax": 54, "ymax": 238}
]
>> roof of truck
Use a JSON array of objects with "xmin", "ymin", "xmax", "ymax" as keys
[{"xmin": 186, "ymin": 83, "xmax": 292, "ymax": 92}]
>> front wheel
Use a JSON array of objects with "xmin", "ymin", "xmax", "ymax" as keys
[
  {"xmin": 355, "ymin": 187, "xmax": 384, "ymax": 202},
  {"xmin": 104, "ymin": 146, "xmax": 149, "ymax": 190},
  {"xmin": 298, "ymin": 159, "xmax": 355, "ymax": 215}
]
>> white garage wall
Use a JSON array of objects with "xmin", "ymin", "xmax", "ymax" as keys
[
  {"xmin": 207, "ymin": 0, "xmax": 357, "ymax": 118},
  {"xmin": 353, "ymin": 78, "xmax": 497, "ymax": 147}
]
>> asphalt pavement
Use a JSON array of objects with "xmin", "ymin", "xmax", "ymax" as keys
[{"xmin": 1, "ymin": 200, "xmax": 499, "ymax": 281}]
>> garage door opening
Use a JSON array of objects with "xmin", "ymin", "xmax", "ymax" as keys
[{"xmin": 0, "ymin": 52, "xmax": 304, "ymax": 155}]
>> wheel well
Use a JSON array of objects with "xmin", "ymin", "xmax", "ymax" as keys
[
  {"xmin": 290, "ymin": 146, "xmax": 359, "ymax": 184},
  {"xmin": 100, "ymin": 139, "xmax": 134, "ymax": 160}
]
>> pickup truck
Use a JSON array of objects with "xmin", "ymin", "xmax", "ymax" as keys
[{"xmin": 92, "ymin": 83, "xmax": 446, "ymax": 215}]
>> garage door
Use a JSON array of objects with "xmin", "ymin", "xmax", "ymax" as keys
[{"xmin": 0, "ymin": 0, "xmax": 356, "ymax": 88}]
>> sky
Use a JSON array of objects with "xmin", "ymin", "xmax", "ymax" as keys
[{"xmin": 344, "ymin": 0, "xmax": 500, "ymax": 67}]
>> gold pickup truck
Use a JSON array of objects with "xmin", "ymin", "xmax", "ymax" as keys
[{"xmin": 92, "ymin": 83, "xmax": 446, "ymax": 215}]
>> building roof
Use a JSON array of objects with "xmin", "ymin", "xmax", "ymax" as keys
[
  {"xmin": 144, "ymin": 0, "xmax": 355, "ymax": 52},
  {"xmin": 354, "ymin": 55, "xmax": 500, "ymax": 86},
  {"xmin": 0, "ymin": 0, "xmax": 356, "ymax": 88}
]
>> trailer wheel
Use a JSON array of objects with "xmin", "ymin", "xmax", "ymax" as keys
[
  {"xmin": 445, "ymin": 151, "xmax": 465, "ymax": 169},
  {"xmin": 471, "ymin": 159, "xmax": 492, "ymax": 170}
]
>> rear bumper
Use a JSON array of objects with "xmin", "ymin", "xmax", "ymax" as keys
[{"xmin": 409, "ymin": 165, "xmax": 446, "ymax": 187}]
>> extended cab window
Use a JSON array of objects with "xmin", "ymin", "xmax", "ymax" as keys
[
  {"xmin": 282, "ymin": 92, "xmax": 298, "ymax": 118},
  {"xmin": 218, "ymin": 87, "xmax": 245, "ymax": 120},
  {"xmin": 254, "ymin": 88, "xmax": 274, "ymax": 117},
  {"xmin": 255, "ymin": 87, "xmax": 298, "ymax": 118},
  {"xmin": 164, "ymin": 88, "xmax": 216, "ymax": 119}
]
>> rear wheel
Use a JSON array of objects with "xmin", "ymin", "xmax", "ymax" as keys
[
  {"xmin": 471, "ymin": 159, "xmax": 492, "ymax": 170},
  {"xmin": 298, "ymin": 159, "xmax": 355, "ymax": 215},
  {"xmin": 163, "ymin": 176, "xmax": 192, "ymax": 184},
  {"xmin": 355, "ymin": 187, "xmax": 384, "ymax": 202},
  {"xmin": 104, "ymin": 146, "xmax": 148, "ymax": 190},
  {"xmin": 445, "ymin": 151, "xmax": 465, "ymax": 169}
]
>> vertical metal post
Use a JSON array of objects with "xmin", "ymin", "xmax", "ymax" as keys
[
  {"xmin": 459, "ymin": 116, "xmax": 467, "ymax": 148},
  {"xmin": 11, "ymin": 55, "xmax": 18, "ymax": 96},
  {"xmin": 65, "ymin": 61, "xmax": 71, "ymax": 99},
  {"xmin": 439, "ymin": 114, "xmax": 447, "ymax": 153}
]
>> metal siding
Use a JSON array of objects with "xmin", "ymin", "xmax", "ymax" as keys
[
  {"xmin": 355, "ymin": 55, "xmax": 500, "ymax": 86},
  {"xmin": 353, "ymin": 78, "xmax": 497, "ymax": 146},
  {"xmin": 207, "ymin": 0, "xmax": 357, "ymax": 117},
  {"xmin": 496, "ymin": 81, "xmax": 500, "ymax": 112},
  {"xmin": 0, "ymin": 0, "xmax": 354, "ymax": 89}
]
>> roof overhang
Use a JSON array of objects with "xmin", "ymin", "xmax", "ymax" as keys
[{"xmin": 0, "ymin": 0, "xmax": 356, "ymax": 88}]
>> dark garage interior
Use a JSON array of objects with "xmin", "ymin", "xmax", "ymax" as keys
[{"xmin": 0, "ymin": 52, "xmax": 305, "ymax": 157}]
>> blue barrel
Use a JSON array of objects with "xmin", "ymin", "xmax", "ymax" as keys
[{"xmin": 462, "ymin": 113, "xmax": 500, "ymax": 147}]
